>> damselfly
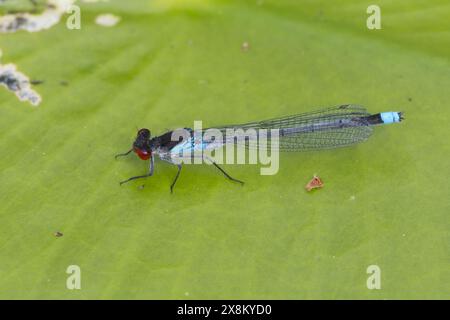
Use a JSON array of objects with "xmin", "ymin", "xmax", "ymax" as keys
[{"xmin": 116, "ymin": 105, "xmax": 403, "ymax": 192}]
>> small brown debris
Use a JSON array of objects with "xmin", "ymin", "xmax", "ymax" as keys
[
  {"xmin": 30, "ymin": 79, "xmax": 44, "ymax": 85},
  {"xmin": 54, "ymin": 231, "xmax": 63, "ymax": 238},
  {"xmin": 305, "ymin": 175, "xmax": 324, "ymax": 192}
]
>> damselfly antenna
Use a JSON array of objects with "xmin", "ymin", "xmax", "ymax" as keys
[{"xmin": 115, "ymin": 149, "xmax": 133, "ymax": 159}]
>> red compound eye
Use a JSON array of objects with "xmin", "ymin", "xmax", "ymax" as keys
[{"xmin": 134, "ymin": 148, "xmax": 151, "ymax": 160}]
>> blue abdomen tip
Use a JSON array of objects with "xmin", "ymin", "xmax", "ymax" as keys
[{"xmin": 380, "ymin": 112, "xmax": 402, "ymax": 124}]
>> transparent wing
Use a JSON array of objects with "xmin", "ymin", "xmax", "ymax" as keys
[
  {"xmin": 266, "ymin": 126, "xmax": 373, "ymax": 151},
  {"xmin": 203, "ymin": 104, "xmax": 373, "ymax": 151}
]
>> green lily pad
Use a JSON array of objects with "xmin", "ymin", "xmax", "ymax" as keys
[{"xmin": 0, "ymin": 0, "xmax": 448, "ymax": 299}]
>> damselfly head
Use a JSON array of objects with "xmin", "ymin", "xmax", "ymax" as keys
[
  {"xmin": 133, "ymin": 128, "xmax": 152, "ymax": 160},
  {"xmin": 137, "ymin": 128, "xmax": 151, "ymax": 139}
]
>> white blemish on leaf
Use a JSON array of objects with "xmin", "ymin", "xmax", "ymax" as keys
[
  {"xmin": 0, "ymin": 49, "xmax": 42, "ymax": 106},
  {"xmin": 0, "ymin": 0, "xmax": 74, "ymax": 33},
  {"xmin": 95, "ymin": 13, "xmax": 120, "ymax": 27},
  {"xmin": 241, "ymin": 41, "xmax": 250, "ymax": 52}
]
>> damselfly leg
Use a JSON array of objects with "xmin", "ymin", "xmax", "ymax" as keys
[
  {"xmin": 211, "ymin": 162, "xmax": 244, "ymax": 185},
  {"xmin": 170, "ymin": 164, "xmax": 182, "ymax": 194},
  {"xmin": 119, "ymin": 157, "xmax": 154, "ymax": 185},
  {"xmin": 169, "ymin": 158, "xmax": 243, "ymax": 193},
  {"xmin": 203, "ymin": 156, "xmax": 244, "ymax": 185}
]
